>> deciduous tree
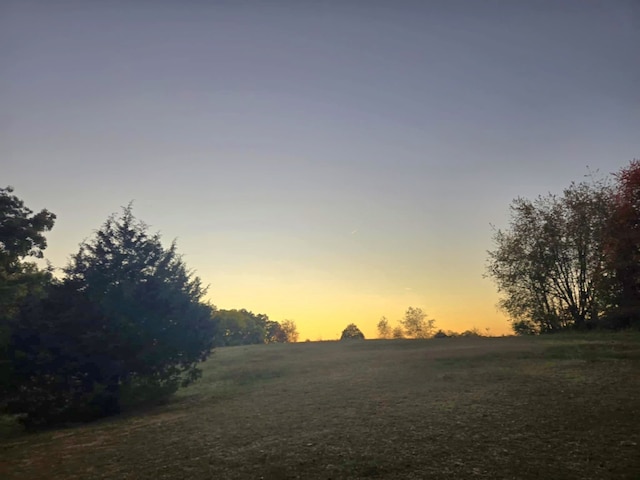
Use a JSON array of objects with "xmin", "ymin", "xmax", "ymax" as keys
[
  {"xmin": 0, "ymin": 186, "xmax": 56, "ymax": 269},
  {"xmin": 606, "ymin": 160, "xmax": 640, "ymax": 328},
  {"xmin": 0, "ymin": 187, "xmax": 55, "ymax": 411},
  {"xmin": 400, "ymin": 307, "xmax": 435, "ymax": 338},
  {"xmin": 213, "ymin": 309, "xmax": 267, "ymax": 346},
  {"xmin": 281, "ymin": 319, "xmax": 299, "ymax": 343},
  {"xmin": 265, "ymin": 319, "xmax": 288, "ymax": 343},
  {"xmin": 487, "ymin": 178, "xmax": 613, "ymax": 333},
  {"xmin": 0, "ymin": 186, "xmax": 56, "ymax": 321},
  {"xmin": 392, "ymin": 326, "xmax": 405, "ymax": 339},
  {"xmin": 377, "ymin": 316, "xmax": 391, "ymax": 339}
]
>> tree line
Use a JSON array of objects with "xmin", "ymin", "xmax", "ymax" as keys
[
  {"xmin": 486, "ymin": 160, "xmax": 640, "ymax": 334},
  {"xmin": 0, "ymin": 192, "xmax": 296, "ymax": 427},
  {"xmin": 376, "ymin": 307, "xmax": 436, "ymax": 339},
  {"xmin": 213, "ymin": 309, "xmax": 298, "ymax": 346}
]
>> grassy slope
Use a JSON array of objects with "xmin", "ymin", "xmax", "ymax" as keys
[{"xmin": 1, "ymin": 333, "xmax": 639, "ymax": 479}]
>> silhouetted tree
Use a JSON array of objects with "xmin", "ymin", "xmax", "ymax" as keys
[
  {"xmin": 400, "ymin": 307, "xmax": 435, "ymax": 338},
  {"xmin": 265, "ymin": 319, "xmax": 288, "ymax": 343},
  {"xmin": 0, "ymin": 187, "xmax": 56, "ymax": 413},
  {"xmin": 606, "ymin": 160, "xmax": 640, "ymax": 328},
  {"xmin": 377, "ymin": 316, "xmax": 391, "ymax": 339},
  {"xmin": 392, "ymin": 326, "xmax": 405, "ymax": 339},
  {"xmin": 0, "ymin": 186, "xmax": 56, "ymax": 326},
  {"xmin": 213, "ymin": 309, "xmax": 268, "ymax": 346},
  {"xmin": 212, "ymin": 310, "xmax": 293, "ymax": 345},
  {"xmin": 281, "ymin": 319, "xmax": 299, "ymax": 342},
  {"xmin": 433, "ymin": 329, "xmax": 449, "ymax": 338},
  {"xmin": 5, "ymin": 205, "xmax": 215, "ymax": 425},
  {"xmin": 340, "ymin": 323, "xmax": 365, "ymax": 340},
  {"xmin": 487, "ymin": 177, "xmax": 613, "ymax": 333},
  {"xmin": 460, "ymin": 328, "xmax": 483, "ymax": 337},
  {"xmin": 0, "ymin": 187, "xmax": 56, "ymax": 269}
]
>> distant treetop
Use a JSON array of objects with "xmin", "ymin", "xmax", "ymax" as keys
[{"xmin": 340, "ymin": 323, "xmax": 365, "ymax": 340}]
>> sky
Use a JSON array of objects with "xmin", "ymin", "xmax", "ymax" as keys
[{"xmin": 2, "ymin": 0, "xmax": 639, "ymax": 340}]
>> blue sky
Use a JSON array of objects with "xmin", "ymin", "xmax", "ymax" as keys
[{"xmin": 2, "ymin": 0, "xmax": 639, "ymax": 338}]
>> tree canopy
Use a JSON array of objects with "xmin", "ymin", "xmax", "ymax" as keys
[
  {"xmin": 400, "ymin": 307, "xmax": 435, "ymax": 339},
  {"xmin": 606, "ymin": 160, "xmax": 640, "ymax": 328},
  {"xmin": 377, "ymin": 317, "xmax": 391, "ymax": 339},
  {"xmin": 213, "ymin": 309, "xmax": 293, "ymax": 346},
  {"xmin": 1, "ymin": 187, "xmax": 57, "ymax": 409},
  {"xmin": 280, "ymin": 320, "xmax": 299, "ymax": 343},
  {"xmin": 376, "ymin": 309, "xmax": 436, "ymax": 339},
  {"xmin": 3, "ymin": 205, "xmax": 216, "ymax": 426},
  {"xmin": 211, "ymin": 309, "xmax": 297, "ymax": 346},
  {"xmin": 486, "ymin": 171, "xmax": 632, "ymax": 334},
  {"xmin": 0, "ymin": 186, "xmax": 56, "ymax": 271},
  {"xmin": 0, "ymin": 186, "xmax": 56, "ymax": 320},
  {"xmin": 340, "ymin": 323, "xmax": 365, "ymax": 340}
]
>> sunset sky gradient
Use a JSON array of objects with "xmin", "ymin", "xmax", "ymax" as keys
[{"xmin": 2, "ymin": 1, "xmax": 639, "ymax": 339}]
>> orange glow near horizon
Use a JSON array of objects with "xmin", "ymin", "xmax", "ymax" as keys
[{"xmin": 201, "ymin": 264, "xmax": 513, "ymax": 341}]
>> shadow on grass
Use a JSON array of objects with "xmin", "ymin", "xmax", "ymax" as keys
[
  {"xmin": 433, "ymin": 335, "xmax": 640, "ymax": 370},
  {"xmin": 216, "ymin": 366, "xmax": 285, "ymax": 386}
]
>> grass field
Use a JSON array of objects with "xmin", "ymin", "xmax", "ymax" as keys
[{"xmin": 1, "ymin": 333, "xmax": 640, "ymax": 479}]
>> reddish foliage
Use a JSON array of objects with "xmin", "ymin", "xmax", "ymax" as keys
[
  {"xmin": 615, "ymin": 159, "xmax": 640, "ymax": 214},
  {"xmin": 607, "ymin": 160, "xmax": 640, "ymax": 325}
]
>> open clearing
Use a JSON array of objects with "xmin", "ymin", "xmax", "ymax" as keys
[{"xmin": 2, "ymin": 333, "xmax": 640, "ymax": 479}]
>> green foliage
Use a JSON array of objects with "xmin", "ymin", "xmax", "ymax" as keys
[
  {"xmin": 65, "ymin": 205, "xmax": 215, "ymax": 383},
  {"xmin": 0, "ymin": 186, "xmax": 56, "ymax": 271},
  {"xmin": 340, "ymin": 323, "xmax": 365, "ymax": 340},
  {"xmin": 3, "ymin": 205, "xmax": 216, "ymax": 426},
  {"xmin": 0, "ymin": 187, "xmax": 56, "ymax": 416},
  {"xmin": 212, "ymin": 310, "xmax": 292, "ymax": 346},
  {"xmin": 0, "ymin": 185, "xmax": 56, "ymax": 334},
  {"xmin": 213, "ymin": 309, "xmax": 267, "ymax": 346}
]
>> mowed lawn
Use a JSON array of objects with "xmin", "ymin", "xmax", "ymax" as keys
[{"xmin": 2, "ymin": 334, "xmax": 640, "ymax": 479}]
